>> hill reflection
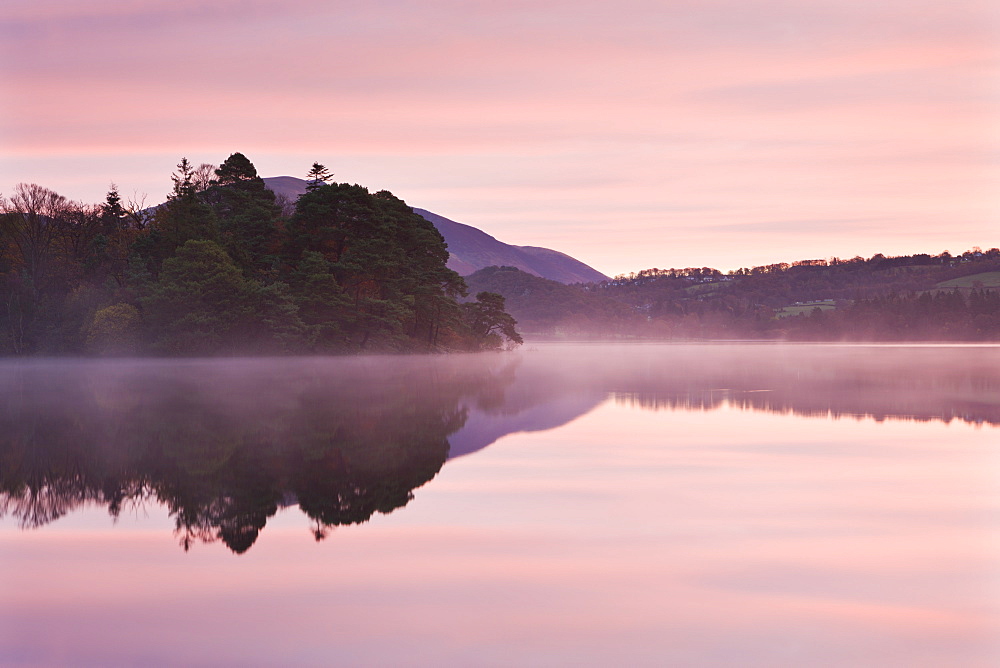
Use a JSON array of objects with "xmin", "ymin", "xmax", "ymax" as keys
[
  {"xmin": 586, "ymin": 344, "xmax": 1000, "ymax": 426},
  {"xmin": 1, "ymin": 345, "xmax": 997, "ymax": 553}
]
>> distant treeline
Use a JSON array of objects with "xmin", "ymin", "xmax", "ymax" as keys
[
  {"xmin": 783, "ymin": 289, "xmax": 1000, "ymax": 341},
  {"xmin": 466, "ymin": 247, "xmax": 1000, "ymax": 340},
  {"xmin": 0, "ymin": 154, "xmax": 521, "ymax": 355},
  {"xmin": 602, "ymin": 249, "xmax": 1000, "ymax": 304}
]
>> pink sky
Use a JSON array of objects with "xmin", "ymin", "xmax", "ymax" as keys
[{"xmin": 2, "ymin": 0, "xmax": 998, "ymax": 276}]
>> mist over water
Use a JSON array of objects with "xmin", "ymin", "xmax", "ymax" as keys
[
  {"xmin": 1, "ymin": 344, "xmax": 998, "ymax": 547},
  {"xmin": 1, "ymin": 344, "xmax": 998, "ymax": 666}
]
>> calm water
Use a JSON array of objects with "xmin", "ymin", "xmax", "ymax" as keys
[{"xmin": 1, "ymin": 344, "xmax": 998, "ymax": 667}]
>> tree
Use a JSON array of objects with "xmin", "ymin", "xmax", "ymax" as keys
[
  {"xmin": 203, "ymin": 153, "xmax": 282, "ymax": 279},
  {"xmin": 462, "ymin": 291, "xmax": 523, "ymax": 349},
  {"xmin": 137, "ymin": 160, "xmax": 220, "ymax": 275},
  {"xmin": 212, "ymin": 152, "xmax": 258, "ymax": 186},
  {"xmin": 101, "ymin": 184, "xmax": 128, "ymax": 235},
  {"xmin": 143, "ymin": 239, "xmax": 304, "ymax": 355},
  {"xmin": 169, "ymin": 158, "xmax": 197, "ymax": 199},
  {"xmin": 85, "ymin": 303, "xmax": 141, "ymax": 355},
  {"xmin": 142, "ymin": 240, "xmax": 254, "ymax": 354},
  {"xmin": 286, "ymin": 251, "xmax": 353, "ymax": 350},
  {"xmin": 167, "ymin": 158, "xmax": 216, "ymax": 198},
  {"xmin": 88, "ymin": 185, "xmax": 139, "ymax": 287},
  {"xmin": 0, "ymin": 184, "xmax": 76, "ymax": 353},
  {"xmin": 305, "ymin": 163, "xmax": 333, "ymax": 191},
  {"xmin": 372, "ymin": 190, "xmax": 466, "ymax": 346},
  {"xmin": 0, "ymin": 183, "xmax": 71, "ymax": 291},
  {"xmin": 191, "ymin": 163, "xmax": 217, "ymax": 193},
  {"xmin": 283, "ymin": 182, "xmax": 471, "ymax": 350}
]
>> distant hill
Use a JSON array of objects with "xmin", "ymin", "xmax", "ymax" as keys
[
  {"xmin": 595, "ymin": 248, "xmax": 1000, "ymax": 340},
  {"xmin": 411, "ymin": 208, "xmax": 608, "ymax": 284},
  {"xmin": 261, "ymin": 176, "xmax": 310, "ymax": 204},
  {"xmin": 262, "ymin": 177, "xmax": 608, "ymax": 285}
]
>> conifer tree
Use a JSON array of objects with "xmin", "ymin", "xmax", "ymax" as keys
[
  {"xmin": 204, "ymin": 153, "xmax": 281, "ymax": 279},
  {"xmin": 305, "ymin": 163, "xmax": 333, "ymax": 191},
  {"xmin": 169, "ymin": 158, "xmax": 196, "ymax": 199}
]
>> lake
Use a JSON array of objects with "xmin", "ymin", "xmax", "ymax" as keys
[{"xmin": 1, "ymin": 344, "xmax": 998, "ymax": 667}]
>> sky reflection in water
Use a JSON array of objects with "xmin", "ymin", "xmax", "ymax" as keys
[{"xmin": 1, "ymin": 344, "xmax": 998, "ymax": 666}]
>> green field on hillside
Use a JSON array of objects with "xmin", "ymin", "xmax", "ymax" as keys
[{"xmin": 935, "ymin": 272, "xmax": 1000, "ymax": 289}]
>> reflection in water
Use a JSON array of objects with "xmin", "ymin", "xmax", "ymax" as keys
[
  {"xmin": 1, "ymin": 344, "xmax": 997, "ymax": 553},
  {"xmin": 0, "ymin": 355, "xmax": 517, "ymax": 553},
  {"xmin": 545, "ymin": 344, "xmax": 1000, "ymax": 426}
]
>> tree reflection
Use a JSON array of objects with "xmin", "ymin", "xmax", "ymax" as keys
[
  {"xmin": 2, "ymin": 345, "xmax": 998, "ymax": 553},
  {"xmin": 0, "ymin": 356, "xmax": 512, "ymax": 553}
]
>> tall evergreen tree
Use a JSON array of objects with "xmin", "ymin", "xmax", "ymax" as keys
[
  {"xmin": 213, "ymin": 152, "xmax": 258, "ymax": 186},
  {"xmin": 203, "ymin": 153, "xmax": 282, "ymax": 280},
  {"xmin": 101, "ymin": 184, "xmax": 128, "ymax": 236},
  {"xmin": 136, "ymin": 159, "xmax": 220, "ymax": 276},
  {"xmin": 305, "ymin": 163, "xmax": 333, "ymax": 191},
  {"xmin": 169, "ymin": 158, "xmax": 197, "ymax": 200}
]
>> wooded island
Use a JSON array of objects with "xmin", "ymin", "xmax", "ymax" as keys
[{"xmin": 0, "ymin": 154, "xmax": 521, "ymax": 355}]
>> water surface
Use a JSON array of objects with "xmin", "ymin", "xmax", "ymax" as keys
[{"xmin": 1, "ymin": 344, "xmax": 998, "ymax": 666}]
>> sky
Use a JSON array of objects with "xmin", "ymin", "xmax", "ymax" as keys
[{"xmin": 1, "ymin": 0, "xmax": 998, "ymax": 277}]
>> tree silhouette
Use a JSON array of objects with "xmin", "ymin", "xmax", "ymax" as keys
[
  {"xmin": 462, "ymin": 291, "xmax": 523, "ymax": 349},
  {"xmin": 305, "ymin": 163, "xmax": 333, "ymax": 191}
]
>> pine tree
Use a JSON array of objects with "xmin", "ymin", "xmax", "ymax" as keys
[
  {"xmin": 169, "ymin": 158, "xmax": 196, "ymax": 199},
  {"xmin": 213, "ymin": 152, "xmax": 258, "ymax": 186},
  {"xmin": 204, "ymin": 153, "xmax": 281, "ymax": 279},
  {"xmin": 305, "ymin": 163, "xmax": 333, "ymax": 191}
]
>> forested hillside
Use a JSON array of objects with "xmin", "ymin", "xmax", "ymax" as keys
[
  {"xmin": 592, "ymin": 250, "xmax": 1000, "ymax": 340},
  {"xmin": 0, "ymin": 154, "xmax": 522, "ymax": 355},
  {"xmin": 469, "ymin": 250, "xmax": 1000, "ymax": 341}
]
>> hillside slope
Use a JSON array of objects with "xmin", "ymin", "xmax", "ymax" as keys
[{"xmin": 412, "ymin": 208, "xmax": 608, "ymax": 284}]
